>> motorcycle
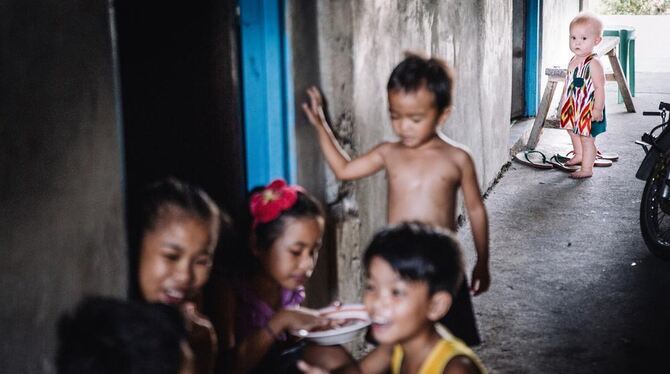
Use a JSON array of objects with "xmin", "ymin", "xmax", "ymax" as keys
[{"xmin": 636, "ymin": 101, "xmax": 670, "ymax": 260}]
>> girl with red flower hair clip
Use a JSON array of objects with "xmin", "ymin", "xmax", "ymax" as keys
[{"xmin": 218, "ymin": 179, "xmax": 355, "ymax": 373}]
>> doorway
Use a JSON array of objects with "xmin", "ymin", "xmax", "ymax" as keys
[
  {"xmin": 114, "ymin": 0, "xmax": 247, "ymax": 305},
  {"xmin": 114, "ymin": 0, "xmax": 246, "ymax": 223},
  {"xmin": 512, "ymin": 0, "xmax": 542, "ymax": 119},
  {"xmin": 512, "ymin": 0, "xmax": 527, "ymax": 119}
]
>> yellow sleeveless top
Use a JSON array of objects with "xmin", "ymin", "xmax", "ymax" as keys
[{"xmin": 390, "ymin": 337, "xmax": 486, "ymax": 374}]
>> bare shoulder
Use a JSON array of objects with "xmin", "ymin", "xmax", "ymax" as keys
[
  {"xmin": 567, "ymin": 56, "xmax": 579, "ymax": 70},
  {"xmin": 365, "ymin": 140, "xmax": 394, "ymax": 161},
  {"xmin": 438, "ymin": 135, "xmax": 475, "ymax": 168},
  {"xmin": 589, "ymin": 57, "xmax": 604, "ymax": 71},
  {"xmin": 376, "ymin": 140, "xmax": 395, "ymax": 153},
  {"xmin": 383, "ymin": 139, "xmax": 414, "ymax": 153},
  {"xmin": 443, "ymin": 355, "xmax": 481, "ymax": 374},
  {"xmin": 590, "ymin": 56, "xmax": 604, "ymax": 67}
]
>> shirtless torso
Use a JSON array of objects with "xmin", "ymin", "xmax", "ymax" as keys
[{"xmin": 382, "ymin": 136, "xmax": 467, "ymax": 230}]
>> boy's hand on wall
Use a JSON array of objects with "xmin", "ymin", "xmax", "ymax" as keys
[
  {"xmin": 302, "ymin": 86, "xmax": 328, "ymax": 129},
  {"xmin": 470, "ymin": 261, "xmax": 490, "ymax": 296}
]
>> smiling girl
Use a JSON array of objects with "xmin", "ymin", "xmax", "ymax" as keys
[{"xmin": 134, "ymin": 177, "xmax": 224, "ymax": 374}]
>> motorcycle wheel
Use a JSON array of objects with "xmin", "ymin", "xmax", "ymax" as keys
[{"xmin": 640, "ymin": 156, "xmax": 670, "ymax": 260}]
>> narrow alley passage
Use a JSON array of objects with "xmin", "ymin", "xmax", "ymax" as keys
[{"xmin": 459, "ymin": 73, "xmax": 670, "ymax": 373}]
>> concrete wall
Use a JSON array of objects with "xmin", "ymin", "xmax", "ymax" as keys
[
  {"xmin": 542, "ymin": 0, "xmax": 581, "ymax": 71},
  {"xmin": 0, "ymin": 1, "xmax": 127, "ymax": 372},
  {"xmin": 287, "ymin": 0, "xmax": 336, "ymax": 308},
  {"xmin": 306, "ymin": 0, "xmax": 513, "ymax": 304},
  {"xmin": 541, "ymin": 0, "xmax": 582, "ymax": 114}
]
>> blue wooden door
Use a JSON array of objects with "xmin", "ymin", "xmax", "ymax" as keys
[
  {"xmin": 239, "ymin": 0, "xmax": 296, "ymax": 189},
  {"xmin": 524, "ymin": 0, "xmax": 542, "ymax": 117}
]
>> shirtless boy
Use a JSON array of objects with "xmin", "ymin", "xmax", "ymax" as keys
[{"xmin": 302, "ymin": 53, "xmax": 490, "ymax": 346}]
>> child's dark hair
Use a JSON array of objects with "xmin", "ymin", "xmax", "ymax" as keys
[
  {"xmin": 138, "ymin": 177, "xmax": 226, "ymax": 244},
  {"xmin": 56, "ymin": 296, "xmax": 187, "ymax": 374},
  {"xmin": 252, "ymin": 190, "xmax": 325, "ymax": 253},
  {"xmin": 387, "ymin": 52, "xmax": 454, "ymax": 113},
  {"xmin": 363, "ymin": 221, "xmax": 464, "ymax": 296}
]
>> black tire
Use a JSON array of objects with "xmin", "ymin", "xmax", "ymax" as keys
[{"xmin": 640, "ymin": 157, "xmax": 670, "ymax": 260}]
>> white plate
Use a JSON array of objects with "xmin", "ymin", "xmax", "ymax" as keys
[{"xmin": 291, "ymin": 304, "xmax": 370, "ymax": 345}]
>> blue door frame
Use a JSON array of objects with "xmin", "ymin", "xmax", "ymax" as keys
[
  {"xmin": 239, "ymin": 0, "xmax": 296, "ymax": 189},
  {"xmin": 524, "ymin": 0, "xmax": 541, "ymax": 117}
]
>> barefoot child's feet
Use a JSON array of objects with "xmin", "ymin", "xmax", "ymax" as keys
[
  {"xmin": 571, "ymin": 135, "xmax": 597, "ymax": 179},
  {"xmin": 565, "ymin": 155, "xmax": 582, "ymax": 166},
  {"xmin": 556, "ymin": 150, "xmax": 582, "ymax": 166},
  {"xmin": 569, "ymin": 169, "xmax": 593, "ymax": 179}
]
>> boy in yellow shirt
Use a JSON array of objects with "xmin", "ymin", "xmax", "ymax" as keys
[{"xmin": 299, "ymin": 222, "xmax": 486, "ymax": 374}]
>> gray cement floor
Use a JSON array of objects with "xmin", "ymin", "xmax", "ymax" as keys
[{"xmin": 458, "ymin": 73, "xmax": 670, "ymax": 373}]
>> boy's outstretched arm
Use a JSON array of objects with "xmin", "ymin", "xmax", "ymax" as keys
[
  {"xmin": 302, "ymin": 86, "xmax": 385, "ymax": 181},
  {"xmin": 459, "ymin": 152, "xmax": 490, "ymax": 296}
]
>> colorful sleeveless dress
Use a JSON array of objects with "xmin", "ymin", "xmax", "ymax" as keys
[
  {"xmin": 390, "ymin": 334, "xmax": 487, "ymax": 374},
  {"xmin": 560, "ymin": 53, "xmax": 606, "ymax": 137}
]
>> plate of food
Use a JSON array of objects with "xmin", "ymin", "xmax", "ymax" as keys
[{"xmin": 291, "ymin": 304, "xmax": 370, "ymax": 345}]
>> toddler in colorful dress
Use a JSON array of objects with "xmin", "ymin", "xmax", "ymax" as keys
[{"xmin": 559, "ymin": 12, "xmax": 607, "ymax": 179}]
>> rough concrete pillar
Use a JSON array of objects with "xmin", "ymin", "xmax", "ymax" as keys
[
  {"xmin": 314, "ymin": 1, "xmax": 366, "ymax": 307},
  {"xmin": 0, "ymin": 1, "xmax": 127, "ymax": 372},
  {"xmin": 287, "ymin": 0, "xmax": 334, "ymax": 307}
]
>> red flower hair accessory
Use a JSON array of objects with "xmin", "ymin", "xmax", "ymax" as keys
[{"xmin": 250, "ymin": 179, "xmax": 303, "ymax": 227}]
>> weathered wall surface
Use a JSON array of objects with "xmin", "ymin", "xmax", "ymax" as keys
[
  {"xmin": 287, "ymin": 0, "xmax": 337, "ymax": 308},
  {"xmin": 311, "ymin": 0, "xmax": 513, "ymax": 304},
  {"xmin": 0, "ymin": 1, "xmax": 127, "ymax": 372},
  {"xmin": 542, "ymin": 0, "xmax": 581, "ymax": 114},
  {"xmin": 542, "ymin": 0, "xmax": 581, "ymax": 70}
]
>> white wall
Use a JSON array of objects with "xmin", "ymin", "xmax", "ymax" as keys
[
  {"xmin": 599, "ymin": 15, "xmax": 670, "ymax": 72},
  {"xmin": 541, "ymin": 0, "xmax": 581, "ymax": 113}
]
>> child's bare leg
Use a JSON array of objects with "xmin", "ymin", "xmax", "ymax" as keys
[
  {"xmin": 570, "ymin": 135, "xmax": 595, "ymax": 179},
  {"xmin": 565, "ymin": 130, "xmax": 583, "ymax": 166}
]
